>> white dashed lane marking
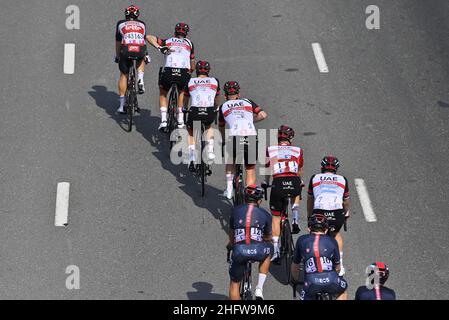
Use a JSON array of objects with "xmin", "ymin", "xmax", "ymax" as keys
[
  {"xmin": 311, "ymin": 43, "xmax": 329, "ymax": 73},
  {"xmin": 55, "ymin": 182, "xmax": 70, "ymax": 227},
  {"xmin": 355, "ymin": 178, "xmax": 377, "ymax": 222},
  {"xmin": 64, "ymin": 43, "xmax": 75, "ymax": 74}
]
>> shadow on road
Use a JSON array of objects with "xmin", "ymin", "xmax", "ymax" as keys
[
  {"xmin": 186, "ymin": 282, "xmax": 228, "ymax": 300},
  {"xmin": 88, "ymin": 85, "xmax": 129, "ymax": 132}
]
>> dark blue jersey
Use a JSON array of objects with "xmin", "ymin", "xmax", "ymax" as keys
[
  {"xmin": 293, "ymin": 233, "xmax": 340, "ymax": 274},
  {"xmin": 355, "ymin": 286, "xmax": 396, "ymax": 300},
  {"xmin": 229, "ymin": 204, "xmax": 272, "ymax": 244}
]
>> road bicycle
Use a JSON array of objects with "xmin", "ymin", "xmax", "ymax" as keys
[{"xmin": 124, "ymin": 57, "xmax": 140, "ymax": 132}]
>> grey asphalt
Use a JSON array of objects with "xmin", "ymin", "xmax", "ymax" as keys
[{"xmin": 0, "ymin": 0, "xmax": 448, "ymax": 299}]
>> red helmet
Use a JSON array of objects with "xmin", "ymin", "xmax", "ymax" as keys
[
  {"xmin": 244, "ymin": 185, "xmax": 265, "ymax": 202},
  {"xmin": 125, "ymin": 5, "xmax": 140, "ymax": 20},
  {"xmin": 321, "ymin": 155, "xmax": 340, "ymax": 173},
  {"xmin": 175, "ymin": 22, "xmax": 190, "ymax": 36},
  {"xmin": 369, "ymin": 262, "xmax": 390, "ymax": 285},
  {"xmin": 224, "ymin": 81, "xmax": 240, "ymax": 96},
  {"xmin": 196, "ymin": 61, "xmax": 211, "ymax": 75},
  {"xmin": 278, "ymin": 125, "xmax": 295, "ymax": 141}
]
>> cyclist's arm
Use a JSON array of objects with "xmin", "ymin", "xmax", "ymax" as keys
[
  {"xmin": 146, "ymin": 34, "xmax": 163, "ymax": 50},
  {"xmin": 115, "ymin": 41, "xmax": 121, "ymax": 57},
  {"xmin": 307, "ymin": 177, "xmax": 314, "ymax": 217},
  {"xmin": 343, "ymin": 177, "xmax": 350, "ymax": 216},
  {"xmin": 189, "ymin": 42, "xmax": 196, "ymax": 73},
  {"xmin": 254, "ymin": 110, "xmax": 267, "ymax": 122}
]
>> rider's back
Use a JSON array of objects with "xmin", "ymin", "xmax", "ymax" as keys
[
  {"xmin": 230, "ymin": 204, "xmax": 271, "ymax": 245},
  {"xmin": 355, "ymin": 285, "xmax": 396, "ymax": 300}
]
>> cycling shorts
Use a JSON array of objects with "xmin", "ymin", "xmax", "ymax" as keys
[
  {"xmin": 186, "ymin": 107, "xmax": 217, "ymax": 129},
  {"xmin": 158, "ymin": 67, "xmax": 190, "ymax": 92},
  {"xmin": 269, "ymin": 176, "xmax": 302, "ymax": 216},
  {"xmin": 118, "ymin": 44, "xmax": 146, "ymax": 75},
  {"xmin": 229, "ymin": 243, "xmax": 272, "ymax": 282},
  {"xmin": 312, "ymin": 209, "xmax": 346, "ymax": 237},
  {"xmin": 300, "ymin": 271, "xmax": 347, "ymax": 300}
]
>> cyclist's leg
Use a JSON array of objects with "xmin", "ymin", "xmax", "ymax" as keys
[
  {"xmin": 256, "ymin": 243, "xmax": 272, "ymax": 296},
  {"xmin": 269, "ymin": 178, "xmax": 283, "ymax": 261},
  {"xmin": 186, "ymin": 108, "xmax": 199, "ymax": 169},
  {"xmin": 176, "ymin": 70, "xmax": 190, "ymax": 126},
  {"xmin": 137, "ymin": 58, "xmax": 145, "ymax": 94},
  {"xmin": 229, "ymin": 248, "xmax": 245, "ymax": 300},
  {"xmin": 158, "ymin": 68, "xmax": 170, "ymax": 128},
  {"xmin": 117, "ymin": 57, "xmax": 130, "ymax": 113},
  {"xmin": 244, "ymin": 136, "xmax": 257, "ymax": 186},
  {"xmin": 327, "ymin": 210, "xmax": 346, "ymax": 275}
]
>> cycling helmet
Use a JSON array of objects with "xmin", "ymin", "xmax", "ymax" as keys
[
  {"xmin": 308, "ymin": 213, "xmax": 329, "ymax": 230},
  {"xmin": 175, "ymin": 22, "xmax": 190, "ymax": 37},
  {"xmin": 196, "ymin": 60, "xmax": 211, "ymax": 75},
  {"xmin": 125, "ymin": 5, "xmax": 140, "ymax": 20},
  {"xmin": 224, "ymin": 81, "xmax": 240, "ymax": 96},
  {"xmin": 278, "ymin": 125, "xmax": 295, "ymax": 141},
  {"xmin": 369, "ymin": 262, "xmax": 390, "ymax": 285},
  {"xmin": 244, "ymin": 184, "xmax": 265, "ymax": 202},
  {"xmin": 321, "ymin": 155, "xmax": 340, "ymax": 173}
]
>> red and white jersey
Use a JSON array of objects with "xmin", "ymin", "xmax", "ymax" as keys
[
  {"xmin": 158, "ymin": 37, "xmax": 195, "ymax": 69},
  {"xmin": 115, "ymin": 20, "xmax": 146, "ymax": 46},
  {"xmin": 186, "ymin": 77, "xmax": 220, "ymax": 107},
  {"xmin": 308, "ymin": 173, "xmax": 349, "ymax": 210},
  {"xmin": 265, "ymin": 144, "xmax": 304, "ymax": 177},
  {"xmin": 218, "ymin": 99, "xmax": 262, "ymax": 136}
]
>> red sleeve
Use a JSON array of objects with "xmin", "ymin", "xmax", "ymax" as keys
[
  {"xmin": 298, "ymin": 148, "xmax": 304, "ymax": 169},
  {"xmin": 247, "ymin": 99, "xmax": 262, "ymax": 114},
  {"xmin": 265, "ymin": 147, "xmax": 270, "ymax": 168},
  {"xmin": 157, "ymin": 38, "xmax": 166, "ymax": 46}
]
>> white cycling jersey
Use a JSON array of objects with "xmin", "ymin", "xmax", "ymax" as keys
[
  {"xmin": 187, "ymin": 77, "xmax": 220, "ymax": 108},
  {"xmin": 308, "ymin": 173, "xmax": 349, "ymax": 210},
  {"xmin": 219, "ymin": 99, "xmax": 262, "ymax": 136},
  {"xmin": 158, "ymin": 37, "xmax": 194, "ymax": 69},
  {"xmin": 116, "ymin": 20, "xmax": 146, "ymax": 46},
  {"xmin": 265, "ymin": 144, "xmax": 304, "ymax": 177}
]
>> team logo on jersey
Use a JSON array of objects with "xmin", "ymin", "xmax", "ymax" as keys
[
  {"xmin": 282, "ymin": 181, "xmax": 293, "ymax": 186},
  {"xmin": 320, "ymin": 176, "xmax": 338, "ymax": 181},
  {"xmin": 194, "ymin": 79, "xmax": 211, "ymax": 84},
  {"xmin": 227, "ymin": 101, "xmax": 244, "ymax": 108}
]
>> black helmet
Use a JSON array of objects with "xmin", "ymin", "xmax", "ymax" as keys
[
  {"xmin": 244, "ymin": 185, "xmax": 264, "ymax": 202},
  {"xmin": 321, "ymin": 155, "xmax": 340, "ymax": 173},
  {"xmin": 125, "ymin": 5, "xmax": 140, "ymax": 20},
  {"xmin": 369, "ymin": 262, "xmax": 390, "ymax": 285},
  {"xmin": 224, "ymin": 81, "xmax": 240, "ymax": 96},
  {"xmin": 308, "ymin": 213, "xmax": 329, "ymax": 230},
  {"xmin": 196, "ymin": 60, "xmax": 211, "ymax": 75}
]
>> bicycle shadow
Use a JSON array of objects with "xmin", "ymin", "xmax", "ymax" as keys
[
  {"xmin": 186, "ymin": 282, "xmax": 228, "ymax": 300},
  {"xmin": 88, "ymin": 85, "xmax": 130, "ymax": 132},
  {"xmin": 136, "ymin": 108, "xmax": 232, "ymax": 233}
]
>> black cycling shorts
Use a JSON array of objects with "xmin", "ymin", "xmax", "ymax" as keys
[
  {"xmin": 118, "ymin": 44, "xmax": 146, "ymax": 75},
  {"xmin": 158, "ymin": 67, "xmax": 190, "ymax": 92},
  {"xmin": 226, "ymin": 136, "xmax": 258, "ymax": 168},
  {"xmin": 186, "ymin": 107, "xmax": 217, "ymax": 129},
  {"xmin": 229, "ymin": 243, "xmax": 272, "ymax": 283},
  {"xmin": 300, "ymin": 271, "xmax": 347, "ymax": 300},
  {"xmin": 269, "ymin": 176, "xmax": 302, "ymax": 216},
  {"xmin": 313, "ymin": 209, "xmax": 346, "ymax": 237}
]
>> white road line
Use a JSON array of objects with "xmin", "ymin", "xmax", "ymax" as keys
[
  {"xmin": 354, "ymin": 179, "xmax": 377, "ymax": 222},
  {"xmin": 311, "ymin": 43, "xmax": 329, "ymax": 73},
  {"xmin": 64, "ymin": 43, "xmax": 75, "ymax": 74},
  {"xmin": 55, "ymin": 182, "xmax": 70, "ymax": 227}
]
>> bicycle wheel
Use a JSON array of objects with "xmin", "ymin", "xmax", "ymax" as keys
[
  {"xmin": 281, "ymin": 220, "xmax": 294, "ymax": 285},
  {"xmin": 233, "ymin": 165, "xmax": 244, "ymax": 206},
  {"xmin": 240, "ymin": 262, "xmax": 252, "ymax": 300},
  {"xmin": 168, "ymin": 85, "xmax": 178, "ymax": 149},
  {"xmin": 200, "ymin": 139, "xmax": 205, "ymax": 197},
  {"xmin": 127, "ymin": 61, "xmax": 137, "ymax": 132}
]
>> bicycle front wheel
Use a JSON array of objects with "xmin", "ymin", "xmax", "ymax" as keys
[{"xmin": 281, "ymin": 220, "xmax": 294, "ymax": 285}]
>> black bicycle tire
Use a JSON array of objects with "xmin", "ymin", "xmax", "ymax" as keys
[
  {"xmin": 168, "ymin": 85, "xmax": 178, "ymax": 149},
  {"xmin": 127, "ymin": 60, "xmax": 137, "ymax": 132},
  {"xmin": 201, "ymin": 140, "xmax": 205, "ymax": 197},
  {"xmin": 283, "ymin": 221, "xmax": 294, "ymax": 285}
]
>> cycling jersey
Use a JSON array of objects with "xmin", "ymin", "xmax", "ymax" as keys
[
  {"xmin": 265, "ymin": 143, "xmax": 304, "ymax": 178},
  {"xmin": 293, "ymin": 233, "xmax": 340, "ymax": 273},
  {"xmin": 157, "ymin": 37, "xmax": 195, "ymax": 69},
  {"xmin": 308, "ymin": 173, "xmax": 349, "ymax": 210},
  {"xmin": 116, "ymin": 20, "xmax": 147, "ymax": 46},
  {"xmin": 355, "ymin": 285, "xmax": 396, "ymax": 300},
  {"xmin": 185, "ymin": 77, "xmax": 220, "ymax": 107},
  {"xmin": 219, "ymin": 99, "xmax": 262, "ymax": 136},
  {"xmin": 229, "ymin": 204, "xmax": 272, "ymax": 245}
]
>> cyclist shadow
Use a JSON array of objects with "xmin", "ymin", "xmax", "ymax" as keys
[
  {"xmin": 186, "ymin": 282, "xmax": 228, "ymax": 300},
  {"xmin": 136, "ymin": 109, "xmax": 232, "ymax": 233},
  {"xmin": 88, "ymin": 85, "xmax": 130, "ymax": 132}
]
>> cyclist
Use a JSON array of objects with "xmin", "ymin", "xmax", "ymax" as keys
[
  {"xmin": 115, "ymin": 5, "xmax": 149, "ymax": 114},
  {"xmin": 219, "ymin": 81, "xmax": 268, "ymax": 200},
  {"xmin": 147, "ymin": 23, "xmax": 195, "ymax": 130},
  {"xmin": 262, "ymin": 125, "xmax": 304, "ymax": 263},
  {"xmin": 307, "ymin": 156, "xmax": 350, "ymax": 276},
  {"xmin": 291, "ymin": 214, "xmax": 348, "ymax": 300},
  {"xmin": 355, "ymin": 262, "xmax": 396, "ymax": 300},
  {"xmin": 184, "ymin": 61, "xmax": 220, "ymax": 172},
  {"xmin": 228, "ymin": 185, "xmax": 273, "ymax": 300}
]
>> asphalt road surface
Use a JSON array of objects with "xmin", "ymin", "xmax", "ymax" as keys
[{"xmin": 0, "ymin": 0, "xmax": 448, "ymax": 299}]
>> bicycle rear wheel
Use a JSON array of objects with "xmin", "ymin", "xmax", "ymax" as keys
[
  {"xmin": 233, "ymin": 165, "xmax": 244, "ymax": 206},
  {"xmin": 168, "ymin": 84, "xmax": 178, "ymax": 149},
  {"xmin": 126, "ymin": 60, "xmax": 137, "ymax": 132},
  {"xmin": 200, "ymin": 139, "xmax": 206, "ymax": 197},
  {"xmin": 240, "ymin": 262, "xmax": 252, "ymax": 300},
  {"xmin": 281, "ymin": 220, "xmax": 294, "ymax": 285}
]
